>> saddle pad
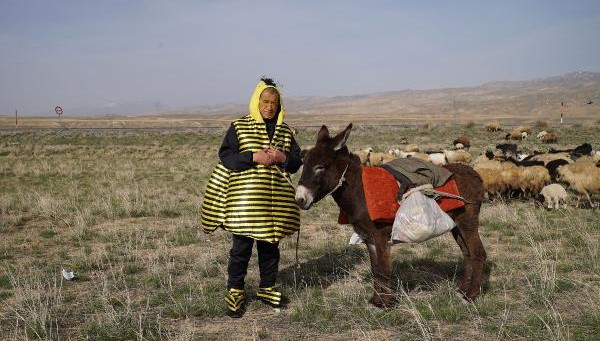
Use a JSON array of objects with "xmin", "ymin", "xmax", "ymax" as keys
[{"xmin": 338, "ymin": 166, "xmax": 464, "ymax": 224}]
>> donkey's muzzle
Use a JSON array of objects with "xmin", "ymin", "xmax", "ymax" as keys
[{"xmin": 294, "ymin": 185, "xmax": 314, "ymax": 210}]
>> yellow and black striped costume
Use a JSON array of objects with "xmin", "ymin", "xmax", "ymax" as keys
[{"xmin": 200, "ymin": 83, "xmax": 300, "ymax": 243}]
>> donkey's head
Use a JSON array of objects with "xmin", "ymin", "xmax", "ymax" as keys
[{"xmin": 295, "ymin": 123, "xmax": 353, "ymax": 210}]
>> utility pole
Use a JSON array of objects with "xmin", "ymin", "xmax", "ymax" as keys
[
  {"xmin": 560, "ymin": 101, "xmax": 564, "ymax": 124},
  {"xmin": 15, "ymin": 110, "xmax": 18, "ymax": 127}
]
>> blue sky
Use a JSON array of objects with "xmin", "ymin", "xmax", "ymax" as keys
[{"xmin": 1, "ymin": 0, "xmax": 599, "ymax": 115}]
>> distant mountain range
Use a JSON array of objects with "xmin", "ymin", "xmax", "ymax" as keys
[
  {"xmin": 162, "ymin": 71, "xmax": 600, "ymax": 124},
  {"xmin": 12, "ymin": 71, "xmax": 599, "ymax": 123}
]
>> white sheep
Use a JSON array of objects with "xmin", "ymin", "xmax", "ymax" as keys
[
  {"xmin": 404, "ymin": 144, "xmax": 419, "ymax": 152},
  {"xmin": 536, "ymin": 131, "xmax": 548, "ymax": 139},
  {"xmin": 540, "ymin": 184, "xmax": 568, "ymax": 209},
  {"xmin": 397, "ymin": 151, "xmax": 416, "ymax": 158},
  {"xmin": 521, "ymin": 131, "xmax": 528, "ymax": 140},
  {"xmin": 411, "ymin": 152, "xmax": 432, "ymax": 162},
  {"xmin": 444, "ymin": 149, "xmax": 472, "ymax": 165},
  {"xmin": 355, "ymin": 148, "xmax": 373, "ymax": 165},
  {"xmin": 428, "ymin": 153, "xmax": 447, "ymax": 166},
  {"xmin": 387, "ymin": 148, "xmax": 401, "ymax": 156},
  {"xmin": 369, "ymin": 152, "xmax": 396, "ymax": 166}
]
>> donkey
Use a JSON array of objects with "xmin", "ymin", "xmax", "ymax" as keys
[{"xmin": 295, "ymin": 124, "xmax": 487, "ymax": 307}]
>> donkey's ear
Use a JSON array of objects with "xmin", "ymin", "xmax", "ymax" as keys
[
  {"xmin": 332, "ymin": 123, "xmax": 353, "ymax": 151},
  {"xmin": 317, "ymin": 125, "xmax": 330, "ymax": 142}
]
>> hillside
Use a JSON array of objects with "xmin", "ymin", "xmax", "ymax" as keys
[
  {"xmin": 158, "ymin": 71, "xmax": 600, "ymax": 125},
  {"xmin": 2, "ymin": 71, "xmax": 599, "ymax": 128}
]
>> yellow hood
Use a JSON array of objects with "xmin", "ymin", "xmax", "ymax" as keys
[{"xmin": 248, "ymin": 80, "xmax": 285, "ymax": 125}]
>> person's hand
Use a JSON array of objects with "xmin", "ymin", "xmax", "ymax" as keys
[
  {"xmin": 265, "ymin": 148, "xmax": 286, "ymax": 164},
  {"xmin": 253, "ymin": 150, "xmax": 274, "ymax": 166}
]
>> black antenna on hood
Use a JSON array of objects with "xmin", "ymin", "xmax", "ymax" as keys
[{"xmin": 261, "ymin": 77, "xmax": 277, "ymax": 86}]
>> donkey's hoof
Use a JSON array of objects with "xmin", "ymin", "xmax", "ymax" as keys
[
  {"xmin": 465, "ymin": 292, "xmax": 480, "ymax": 302},
  {"xmin": 457, "ymin": 288, "xmax": 480, "ymax": 302},
  {"xmin": 369, "ymin": 293, "xmax": 395, "ymax": 308},
  {"xmin": 462, "ymin": 293, "xmax": 475, "ymax": 303},
  {"xmin": 457, "ymin": 284, "xmax": 470, "ymax": 296},
  {"xmin": 455, "ymin": 288, "xmax": 468, "ymax": 300}
]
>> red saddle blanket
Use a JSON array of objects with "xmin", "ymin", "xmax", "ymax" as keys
[{"xmin": 338, "ymin": 166, "xmax": 464, "ymax": 224}]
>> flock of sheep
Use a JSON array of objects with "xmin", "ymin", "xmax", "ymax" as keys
[
  {"xmin": 473, "ymin": 143, "xmax": 599, "ymax": 208},
  {"xmin": 488, "ymin": 123, "xmax": 560, "ymax": 143},
  {"xmin": 354, "ymin": 125, "xmax": 600, "ymax": 209}
]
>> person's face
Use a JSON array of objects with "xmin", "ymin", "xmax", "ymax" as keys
[{"xmin": 259, "ymin": 90, "xmax": 279, "ymax": 119}]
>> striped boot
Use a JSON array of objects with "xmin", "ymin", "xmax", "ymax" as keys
[
  {"xmin": 257, "ymin": 286, "xmax": 283, "ymax": 308},
  {"xmin": 225, "ymin": 288, "xmax": 246, "ymax": 318}
]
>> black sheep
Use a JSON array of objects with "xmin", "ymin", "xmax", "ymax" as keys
[
  {"xmin": 506, "ymin": 157, "xmax": 545, "ymax": 167},
  {"xmin": 546, "ymin": 159, "xmax": 570, "ymax": 181}
]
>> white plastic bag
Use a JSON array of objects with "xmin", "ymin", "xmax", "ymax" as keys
[
  {"xmin": 391, "ymin": 190, "xmax": 455, "ymax": 243},
  {"xmin": 348, "ymin": 232, "xmax": 364, "ymax": 245}
]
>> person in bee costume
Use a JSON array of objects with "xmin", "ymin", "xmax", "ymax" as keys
[{"xmin": 200, "ymin": 77, "xmax": 303, "ymax": 317}]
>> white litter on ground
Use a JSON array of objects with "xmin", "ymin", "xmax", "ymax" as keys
[{"xmin": 62, "ymin": 269, "xmax": 76, "ymax": 281}]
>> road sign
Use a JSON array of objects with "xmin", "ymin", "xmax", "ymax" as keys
[
  {"xmin": 560, "ymin": 101, "xmax": 564, "ymax": 124},
  {"xmin": 55, "ymin": 106, "xmax": 63, "ymax": 116}
]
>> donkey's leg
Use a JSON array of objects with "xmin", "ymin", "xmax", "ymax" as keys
[
  {"xmin": 366, "ymin": 243, "xmax": 378, "ymax": 275},
  {"xmin": 452, "ymin": 206, "xmax": 487, "ymax": 300},
  {"xmin": 366, "ymin": 242, "xmax": 385, "ymax": 307},
  {"xmin": 368, "ymin": 230, "xmax": 394, "ymax": 307},
  {"xmin": 450, "ymin": 227, "xmax": 472, "ymax": 295},
  {"xmin": 463, "ymin": 230, "xmax": 486, "ymax": 300}
]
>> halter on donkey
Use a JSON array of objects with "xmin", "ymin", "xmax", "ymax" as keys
[{"xmin": 295, "ymin": 124, "xmax": 487, "ymax": 307}]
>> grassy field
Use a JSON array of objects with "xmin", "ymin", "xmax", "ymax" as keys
[{"xmin": 0, "ymin": 122, "xmax": 599, "ymax": 340}]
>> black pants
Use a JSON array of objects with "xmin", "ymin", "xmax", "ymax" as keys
[{"xmin": 227, "ymin": 234, "xmax": 280, "ymax": 290}]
